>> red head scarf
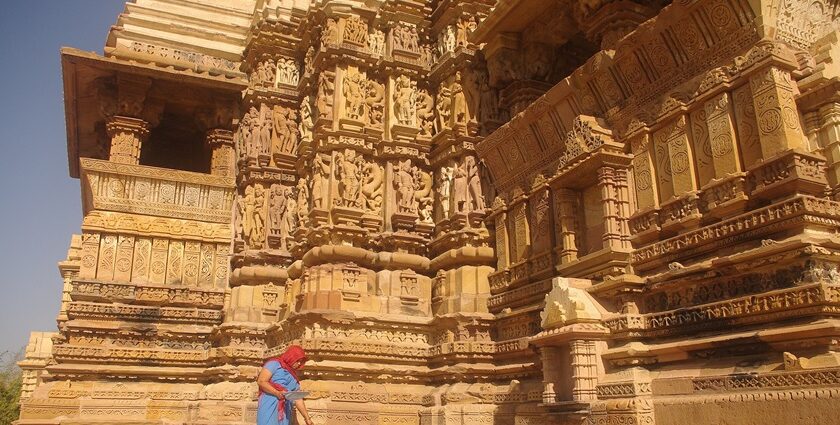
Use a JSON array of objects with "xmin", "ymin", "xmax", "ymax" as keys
[{"xmin": 265, "ymin": 345, "xmax": 307, "ymax": 382}]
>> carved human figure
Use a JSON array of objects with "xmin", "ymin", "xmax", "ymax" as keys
[
  {"xmin": 393, "ymin": 24, "xmax": 419, "ymax": 52},
  {"xmin": 465, "ymin": 156, "xmax": 486, "ymax": 210},
  {"xmin": 258, "ymin": 105, "xmax": 272, "ymax": 156},
  {"xmin": 370, "ymin": 29, "xmax": 385, "ymax": 56},
  {"xmin": 296, "ymin": 178, "xmax": 309, "ymax": 226},
  {"xmin": 243, "ymin": 106, "xmax": 261, "ymax": 159},
  {"xmin": 416, "ymin": 88, "xmax": 435, "ymax": 136},
  {"xmin": 299, "ymin": 97, "xmax": 313, "ymax": 142},
  {"xmin": 456, "ymin": 18, "xmax": 470, "ymax": 47},
  {"xmin": 394, "ymin": 160, "xmax": 417, "ymax": 213},
  {"xmin": 237, "ymin": 110, "xmax": 253, "ymax": 160},
  {"xmin": 393, "ymin": 75, "xmax": 416, "ymax": 126},
  {"xmin": 272, "ymin": 106, "xmax": 290, "ymax": 155},
  {"xmin": 443, "ymin": 25, "xmax": 456, "ymax": 53},
  {"xmin": 316, "ymin": 74, "xmax": 334, "ymax": 119},
  {"xmin": 262, "ymin": 59, "xmax": 276, "ymax": 86},
  {"xmin": 322, "ymin": 18, "xmax": 338, "ymax": 45},
  {"xmin": 343, "ymin": 70, "xmax": 365, "ymax": 121},
  {"xmin": 343, "ymin": 16, "xmax": 368, "ymax": 45},
  {"xmin": 278, "ymin": 58, "xmax": 299, "ymax": 86},
  {"xmin": 336, "ymin": 150, "xmax": 362, "ymax": 208},
  {"xmin": 283, "ymin": 188, "xmax": 298, "ymax": 249},
  {"xmin": 252, "ymin": 61, "xmax": 266, "ymax": 86},
  {"xmin": 452, "ymin": 161, "xmax": 468, "ymax": 213},
  {"xmin": 269, "ymin": 184, "xmax": 288, "ymax": 238},
  {"xmin": 281, "ymin": 109, "xmax": 298, "ymax": 154},
  {"xmin": 364, "ymin": 80, "xmax": 385, "ymax": 127},
  {"xmin": 451, "ymin": 72, "xmax": 468, "ymax": 125},
  {"xmin": 436, "ymin": 87, "xmax": 451, "ymax": 132},
  {"xmin": 243, "ymin": 185, "xmax": 255, "ymax": 243},
  {"xmin": 419, "ymin": 201, "xmax": 433, "ymax": 224},
  {"xmin": 312, "ymin": 154, "xmax": 330, "ymax": 209},
  {"xmin": 438, "ymin": 165, "xmax": 454, "ymax": 218},
  {"xmin": 305, "ymin": 47, "xmax": 315, "ymax": 75}
]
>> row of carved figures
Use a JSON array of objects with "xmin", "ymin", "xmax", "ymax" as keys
[
  {"xmin": 235, "ymin": 104, "xmax": 299, "ymax": 162},
  {"xmin": 250, "ymin": 57, "xmax": 300, "ymax": 88},
  {"xmin": 233, "ymin": 153, "xmax": 488, "ymax": 250},
  {"xmin": 234, "ymin": 182, "xmax": 306, "ymax": 252},
  {"xmin": 315, "ymin": 69, "xmax": 500, "ymax": 134},
  {"xmin": 319, "ymin": 16, "xmax": 479, "ymax": 63}
]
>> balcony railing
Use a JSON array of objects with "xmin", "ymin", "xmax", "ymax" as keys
[{"xmin": 80, "ymin": 158, "xmax": 235, "ymax": 223}]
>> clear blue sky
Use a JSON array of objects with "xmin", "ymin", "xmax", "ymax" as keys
[{"xmin": 0, "ymin": 1, "xmax": 127, "ymax": 355}]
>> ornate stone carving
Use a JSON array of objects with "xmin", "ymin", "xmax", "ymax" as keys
[
  {"xmin": 393, "ymin": 75, "xmax": 417, "ymax": 126},
  {"xmin": 392, "ymin": 23, "xmax": 419, "ymax": 53},
  {"xmin": 334, "ymin": 149, "xmax": 365, "ymax": 208}
]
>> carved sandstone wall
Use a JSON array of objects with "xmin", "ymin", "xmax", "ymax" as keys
[{"xmin": 17, "ymin": 0, "xmax": 840, "ymax": 424}]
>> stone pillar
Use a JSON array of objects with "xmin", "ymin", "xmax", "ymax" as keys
[
  {"xmin": 492, "ymin": 205, "xmax": 510, "ymax": 271},
  {"xmin": 207, "ymin": 129, "xmax": 236, "ymax": 177},
  {"xmin": 613, "ymin": 168, "xmax": 632, "ymax": 249},
  {"xmin": 598, "ymin": 166, "xmax": 623, "ymax": 250},
  {"xmin": 553, "ymin": 188, "xmax": 579, "ymax": 264},
  {"xmin": 819, "ymin": 102, "xmax": 840, "ymax": 192},
  {"xmin": 540, "ymin": 346, "xmax": 562, "ymax": 404},
  {"xmin": 570, "ymin": 340, "xmax": 599, "ymax": 402},
  {"xmin": 704, "ymin": 93, "xmax": 742, "ymax": 178},
  {"xmin": 749, "ymin": 66, "xmax": 806, "ymax": 157},
  {"xmin": 105, "ymin": 116, "xmax": 150, "ymax": 165}
]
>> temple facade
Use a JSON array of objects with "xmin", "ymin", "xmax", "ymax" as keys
[{"xmin": 16, "ymin": 0, "xmax": 840, "ymax": 424}]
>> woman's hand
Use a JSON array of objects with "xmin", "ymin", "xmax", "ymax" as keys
[{"xmin": 304, "ymin": 418, "xmax": 314, "ymax": 425}]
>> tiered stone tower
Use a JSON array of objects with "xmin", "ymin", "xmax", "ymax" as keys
[{"xmin": 17, "ymin": 1, "xmax": 840, "ymax": 424}]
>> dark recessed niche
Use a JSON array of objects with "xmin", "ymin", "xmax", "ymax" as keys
[{"xmin": 140, "ymin": 111, "xmax": 210, "ymax": 174}]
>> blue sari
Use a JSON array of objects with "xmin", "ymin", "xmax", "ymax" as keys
[{"xmin": 257, "ymin": 360, "xmax": 300, "ymax": 425}]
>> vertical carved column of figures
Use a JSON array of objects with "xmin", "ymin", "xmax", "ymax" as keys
[
  {"xmin": 436, "ymin": 162, "xmax": 454, "ymax": 221},
  {"xmin": 242, "ymin": 183, "xmax": 268, "ymax": 250},
  {"xmin": 749, "ymin": 66, "xmax": 807, "ymax": 157},
  {"xmin": 267, "ymin": 183, "xmax": 299, "ymax": 252},
  {"xmin": 553, "ymin": 188, "xmax": 580, "ymax": 264},
  {"xmin": 316, "ymin": 72, "xmax": 336, "ymax": 123}
]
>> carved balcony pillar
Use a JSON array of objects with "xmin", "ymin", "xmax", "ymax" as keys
[
  {"xmin": 105, "ymin": 116, "xmax": 150, "ymax": 165},
  {"xmin": 597, "ymin": 166, "xmax": 623, "ymax": 250},
  {"xmin": 569, "ymin": 340, "xmax": 599, "ymax": 402},
  {"xmin": 819, "ymin": 102, "xmax": 840, "ymax": 194},
  {"xmin": 576, "ymin": 0, "xmax": 656, "ymax": 51},
  {"xmin": 552, "ymin": 188, "xmax": 579, "ymax": 264},
  {"xmin": 749, "ymin": 66, "xmax": 807, "ymax": 158},
  {"xmin": 540, "ymin": 345, "xmax": 563, "ymax": 403},
  {"xmin": 207, "ymin": 129, "xmax": 236, "ymax": 177}
]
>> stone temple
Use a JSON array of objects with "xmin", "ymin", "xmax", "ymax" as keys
[{"xmin": 16, "ymin": 0, "xmax": 840, "ymax": 424}]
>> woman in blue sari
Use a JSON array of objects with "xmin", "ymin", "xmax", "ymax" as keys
[{"xmin": 256, "ymin": 345, "xmax": 314, "ymax": 425}]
